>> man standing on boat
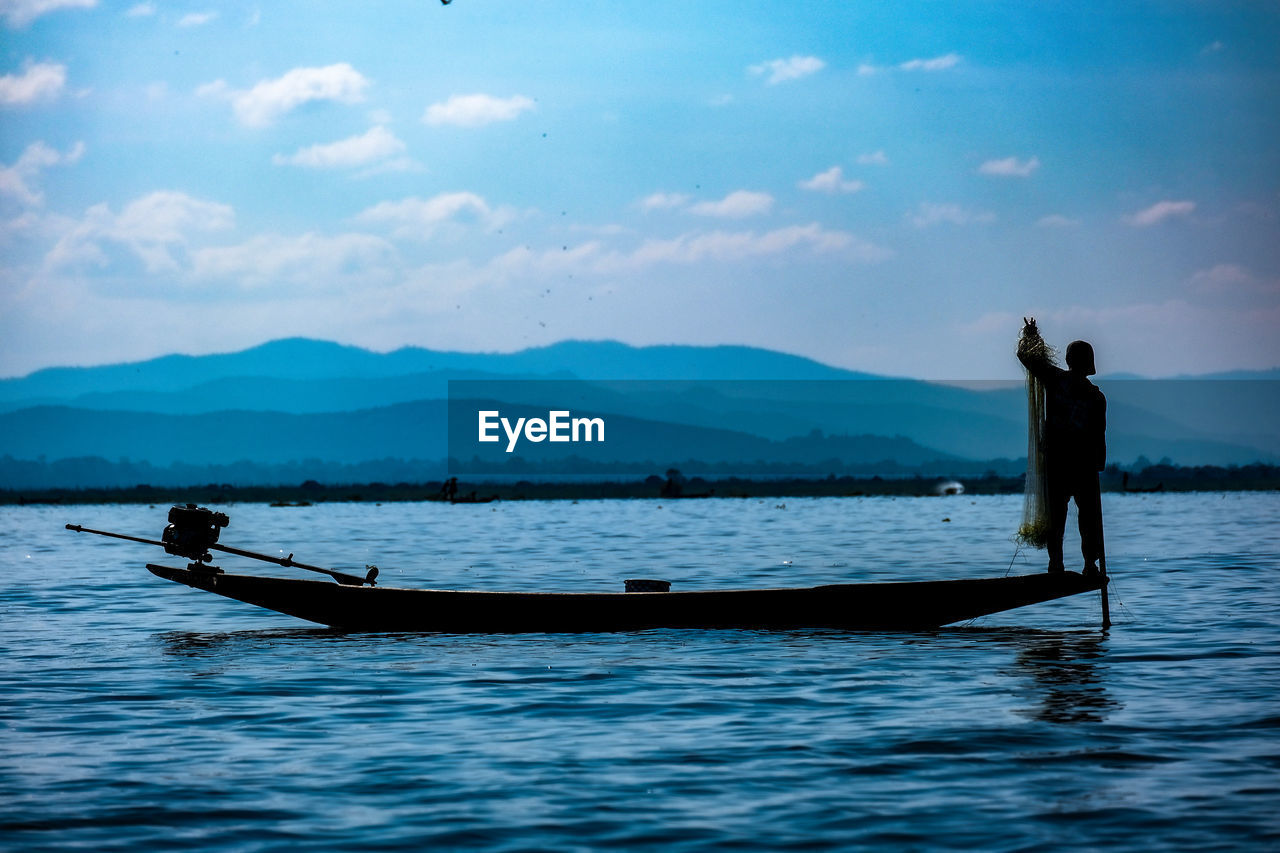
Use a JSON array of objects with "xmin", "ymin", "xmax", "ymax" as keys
[{"xmin": 1017, "ymin": 317, "xmax": 1107, "ymax": 576}]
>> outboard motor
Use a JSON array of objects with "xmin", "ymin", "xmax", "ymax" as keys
[{"xmin": 161, "ymin": 503, "xmax": 230, "ymax": 563}]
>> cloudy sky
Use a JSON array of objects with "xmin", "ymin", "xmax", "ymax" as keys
[{"xmin": 2, "ymin": 0, "xmax": 1277, "ymax": 379}]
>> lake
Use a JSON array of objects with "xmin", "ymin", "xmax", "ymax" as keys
[{"xmin": 2, "ymin": 492, "xmax": 1278, "ymax": 850}]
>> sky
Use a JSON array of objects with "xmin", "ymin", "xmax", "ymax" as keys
[{"xmin": 1, "ymin": 0, "xmax": 1278, "ymax": 380}]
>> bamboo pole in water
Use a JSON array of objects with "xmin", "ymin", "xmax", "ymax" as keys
[{"xmin": 1096, "ymin": 474, "xmax": 1111, "ymax": 629}]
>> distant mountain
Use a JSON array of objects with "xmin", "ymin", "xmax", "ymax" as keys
[
  {"xmin": 0, "ymin": 400, "xmax": 960, "ymax": 471},
  {"xmin": 0, "ymin": 338, "xmax": 1276, "ymax": 488},
  {"xmin": 1100, "ymin": 368, "xmax": 1280, "ymax": 381},
  {"xmin": 1176, "ymin": 368, "xmax": 1280, "ymax": 380},
  {"xmin": 0, "ymin": 402, "xmax": 447, "ymax": 466},
  {"xmin": 1, "ymin": 370, "xmax": 551, "ymax": 416},
  {"xmin": 0, "ymin": 338, "xmax": 871, "ymax": 407}
]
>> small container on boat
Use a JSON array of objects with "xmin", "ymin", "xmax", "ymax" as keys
[{"xmin": 624, "ymin": 579, "xmax": 671, "ymax": 593}]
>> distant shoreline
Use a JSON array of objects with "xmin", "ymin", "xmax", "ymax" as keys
[{"xmin": 4, "ymin": 464, "xmax": 1277, "ymax": 506}]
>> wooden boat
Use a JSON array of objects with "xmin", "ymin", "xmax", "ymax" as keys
[
  {"xmin": 143, "ymin": 562, "xmax": 1104, "ymax": 632},
  {"xmin": 421, "ymin": 493, "xmax": 498, "ymax": 504},
  {"xmin": 68, "ymin": 505, "xmax": 1108, "ymax": 633}
]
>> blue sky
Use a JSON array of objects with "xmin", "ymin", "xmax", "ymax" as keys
[{"xmin": 2, "ymin": 0, "xmax": 1277, "ymax": 379}]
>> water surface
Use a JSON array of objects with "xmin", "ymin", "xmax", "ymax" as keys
[{"xmin": 2, "ymin": 493, "xmax": 1278, "ymax": 850}]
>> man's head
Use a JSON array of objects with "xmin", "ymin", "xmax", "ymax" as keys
[{"xmin": 1065, "ymin": 340, "xmax": 1096, "ymax": 376}]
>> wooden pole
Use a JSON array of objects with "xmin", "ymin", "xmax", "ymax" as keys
[{"xmin": 1095, "ymin": 474, "xmax": 1111, "ymax": 629}]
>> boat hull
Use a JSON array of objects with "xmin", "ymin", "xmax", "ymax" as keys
[{"xmin": 146, "ymin": 564, "xmax": 1105, "ymax": 632}]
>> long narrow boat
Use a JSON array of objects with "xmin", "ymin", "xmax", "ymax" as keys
[
  {"xmin": 68, "ymin": 506, "xmax": 1107, "ymax": 633},
  {"xmin": 143, "ymin": 563, "xmax": 1103, "ymax": 632}
]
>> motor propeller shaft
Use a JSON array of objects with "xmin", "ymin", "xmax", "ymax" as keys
[{"xmin": 66, "ymin": 509, "xmax": 376, "ymax": 587}]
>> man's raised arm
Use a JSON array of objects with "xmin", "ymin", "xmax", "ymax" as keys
[{"xmin": 1016, "ymin": 316, "xmax": 1059, "ymax": 382}]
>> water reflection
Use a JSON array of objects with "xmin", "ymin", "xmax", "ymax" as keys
[
  {"xmin": 1002, "ymin": 628, "xmax": 1117, "ymax": 723},
  {"xmin": 157, "ymin": 627, "xmax": 349, "ymax": 657},
  {"xmin": 158, "ymin": 625, "xmax": 1119, "ymax": 730},
  {"xmin": 902, "ymin": 626, "xmax": 1119, "ymax": 723}
]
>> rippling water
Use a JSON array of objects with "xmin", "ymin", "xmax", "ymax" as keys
[{"xmin": 3, "ymin": 493, "xmax": 1278, "ymax": 850}]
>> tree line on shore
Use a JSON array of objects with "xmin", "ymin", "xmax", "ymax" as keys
[{"xmin": 4, "ymin": 462, "xmax": 1277, "ymax": 506}]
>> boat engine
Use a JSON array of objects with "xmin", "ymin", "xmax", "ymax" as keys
[{"xmin": 162, "ymin": 503, "xmax": 229, "ymax": 563}]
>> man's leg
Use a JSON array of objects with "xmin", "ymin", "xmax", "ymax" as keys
[
  {"xmin": 1046, "ymin": 471, "xmax": 1069, "ymax": 573},
  {"xmin": 1075, "ymin": 471, "xmax": 1103, "ymax": 573}
]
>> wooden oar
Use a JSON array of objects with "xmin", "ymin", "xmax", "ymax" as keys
[{"xmin": 65, "ymin": 524, "xmax": 376, "ymax": 586}]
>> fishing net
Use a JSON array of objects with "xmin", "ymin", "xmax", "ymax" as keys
[{"xmin": 1016, "ymin": 325, "xmax": 1056, "ymax": 548}]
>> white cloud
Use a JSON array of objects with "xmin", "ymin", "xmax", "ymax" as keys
[
  {"xmin": 1037, "ymin": 214, "xmax": 1080, "ymax": 228},
  {"xmin": 978, "ymin": 155, "xmax": 1040, "ymax": 177},
  {"xmin": 1, "ymin": 0, "xmax": 95, "ymax": 28},
  {"xmin": 1201, "ymin": 40, "xmax": 1224, "ymax": 55},
  {"xmin": 798, "ymin": 166, "xmax": 864, "ymax": 194},
  {"xmin": 0, "ymin": 60, "xmax": 66, "ymax": 105},
  {"xmin": 899, "ymin": 53, "xmax": 962, "ymax": 72},
  {"xmin": 492, "ymin": 223, "xmax": 889, "ymax": 280},
  {"xmin": 273, "ymin": 126, "xmax": 406, "ymax": 169},
  {"xmin": 34, "ymin": 193, "xmax": 400, "ymax": 296},
  {"xmin": 618, "ymin": 224, "xmax": 884, "ymax": 268},
  {"xmin": 194, "ymin": 80, "xmax": 226, "ymax": 98},
  {"xmin": 177, "ymin": 10, "xmax": 216, "ymax": 27},
  {"xmin": 909, "ymin": 202, "xmax": 995, "ymax": 228},
  {"xmin": 0, "ymin": 139, "xmax": 84, "ymax": 205},
  {"xmin": 637, "ymin": 191, "xmax": 690, "ymax": 212},
  {"xmin": 45, "ymin": 190, "xmax": 234, "ymax": 274},
  {"xmin": 860, "ymin": 55, "xmax": 961, "ymax": 76},
  {"xmin": 125, "ymin": 2, "xmax": 153, "ymax": 16},
  {"xmin": 488, "ymin": 241, "xmax": 605, "ymax": 279},
  {"xmin": 689, "ymin": 190, "xmax": 774, "ymax": 219},
  {"xmin": 0, "ymin": 208, "xmax": 76, "ymax": 250},
  {"xmin": 569, "ymin": 223, "xmax": 632, "ymax": 237},
  {"xmin": 199, "ymin": 63, "xmax": 369, "ymax": 127},
  {"xmin": 1190, "ymin": 263, "xmax": 1279, "ymax": 296},
  {"xmin": 1124, "ymin": 200, "xmax": 1195, "ymax": 227},
  {"xmin": 191, "ymin": 232, "xmax": 397, "ymax": 290},
  {"xmin": 423, "ymin": 93, "xmax": 534, "ymax": 127},
  {"xmin": 354, "ymin": 192, "xmax": 513, "ymax": 239},
  {"xmin": 857, "ymin": 150, "xmax": 889, "ymax": 166},
  {"xmin": 630, "ymin": 228, "xmax": 797, "ymax": 266},
  {"xmin": 748, "ymin": 55, "xmax": 825, "ymax": 85}
]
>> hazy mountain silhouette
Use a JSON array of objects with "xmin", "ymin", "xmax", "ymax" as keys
[
  {"xmin": 0, "ymin": 338, "xmax": 1275, "ymax": 487},
  {"xmin": 0, "ymin": 400, "xmax": 961, "ymax": 470},
  {"xmin": 0, "ymin": 338, "xmax": 870, "ymax": 406}
]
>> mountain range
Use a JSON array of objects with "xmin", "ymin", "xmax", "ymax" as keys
[{"xmin": 1, "ymin": 338, "xmax": 1276, "ymax": 488}]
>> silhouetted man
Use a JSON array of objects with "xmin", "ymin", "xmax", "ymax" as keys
[
  {"xmin": 440, "ymin": 477, "xmax": 459, "ymax": 501},
  {"xmin": 1017, "ymin": 318, "xmax": 1106, "ymax": 576}
]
